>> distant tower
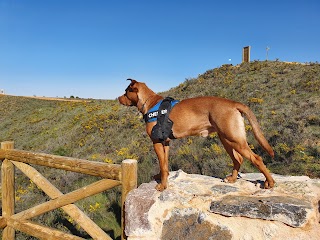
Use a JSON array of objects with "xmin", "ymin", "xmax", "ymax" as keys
[
  {"xmin": 0, "ymin": 89, "xmax": 4, "ymax": 94},
  {"xmin": 242, "ymin": 46, "xmax": 251, "ymax": 63},
  {"xmin": 266, "ymin": 46, "xmax": 270, "ymax": 61}
]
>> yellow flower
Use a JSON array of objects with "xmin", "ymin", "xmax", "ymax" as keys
[
  {"xmin": 249, "ymin": 98, "xmax": 264, "ymax": 104},
  {"xmin": 209, "ymin": 132, "xmax": 218, "ymax": 138},
  {"xmin": 211, "ymin": 143, "xmax": 223, "ymax": 155},
  {"xmin": 245, "ymin": 125, "xmax": 253, "ymax": 131},
  {"xmin": 104, "ymin": 158, "xmax": 113, "ymax": 164},
  {"xmin": 91, "ymin": 154, "xmax": 99, "ymax": 160},
  {"xmin": 89, "ymin": 202, "xmax": 101, "ymax": 212},
  {"xmin": 249, "ymin": 144, "xmax": 255, "ymax": 150},
  {"xmin": 187, "ymin": 138, "xmax": 193, "ymax": 145},
  {"xmin": 290, "ymin": 89, "xmax": 296, "ymax": 94}
]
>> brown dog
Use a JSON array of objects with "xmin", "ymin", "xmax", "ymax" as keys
[{"xmin": 118, "ymin": 79, "xmax": 275, "ymax": 191}]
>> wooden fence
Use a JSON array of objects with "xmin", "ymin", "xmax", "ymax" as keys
[{"xmin": 0, "ymin": 141, "xmax": 138, "ymax": 240}]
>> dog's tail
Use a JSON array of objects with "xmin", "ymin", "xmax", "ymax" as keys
[{"xmin": 237, "ymin": 103, "xmax": 274, "ymax": 158}]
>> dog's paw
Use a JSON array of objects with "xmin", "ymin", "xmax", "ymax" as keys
[
  {"xmin": 224, "ymin": 176, "xmax": 237, "ymax": 183},
  {"xmin": 264, "ymin": 179, "xmax": 275, "ymax": 189},
  {"xmin": 155, "ymin": 183, "xmax": 167, "ymax": 191}
]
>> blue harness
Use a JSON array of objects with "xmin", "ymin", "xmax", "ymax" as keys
[
  {"xmin": 143, "ymin": 97, "xmax": 179, "ymax": 142},
  {"xmin": 144, "ymin": 98, "xmax": 179, "ymax": 123}
]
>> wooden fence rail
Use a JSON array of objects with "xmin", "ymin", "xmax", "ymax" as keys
[{"xmin": 0, "ymin": 141, "xmax": 138, "ymax": 240}]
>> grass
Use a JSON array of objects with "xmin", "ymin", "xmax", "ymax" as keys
[
  {"xmin": 164, "ymin": 61, "xmax": 320, "ymax": 177},
  {"xmin": 0, "ymin": 60, "xmax": 319, "ymax": 239}
]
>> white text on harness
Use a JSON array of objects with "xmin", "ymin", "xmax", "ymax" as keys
[{"xmin": 148, "ymin": 109, "xmax": 167, "ymax": 119}]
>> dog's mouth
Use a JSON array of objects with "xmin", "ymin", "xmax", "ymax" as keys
[{"xmin": 118, "ymin": 95, "xmax": 134, "ymax": 107}]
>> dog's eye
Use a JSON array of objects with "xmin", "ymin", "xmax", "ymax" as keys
[{"xmin": 125, "ymin": 86, "xmax": 134, "ymax": 93}]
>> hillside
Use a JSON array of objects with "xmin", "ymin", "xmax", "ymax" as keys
[
  {"xmin": 0, "ymin": 60, "xmax": 319, "ymax": 239},
  {"xmin": 164, "ymin": 61, "xmax": 320, "ymax": 177}
]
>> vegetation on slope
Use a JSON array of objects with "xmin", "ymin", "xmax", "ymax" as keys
[
  {"xmin": 164, "ymin": 61, "xmax": 320, "ymax": 177},
  {"xmin": 0, "ymin": 61, "xmax": 319, "ymax": 239}
]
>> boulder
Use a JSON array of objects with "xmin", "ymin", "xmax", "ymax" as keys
[{"xmin": 125, "ymin": 170, "xmax": 320, "ymax": 240}]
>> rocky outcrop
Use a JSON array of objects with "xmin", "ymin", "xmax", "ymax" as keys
[{"xmin": 125, "ymin": 170, "xmax": 320, "ymax": 240}]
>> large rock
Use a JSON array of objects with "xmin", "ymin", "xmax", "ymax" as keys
[
  {"xmin": 125, "ymin": 170, "xmax": 320, "ymax": 240},
  {"xmin": 210, "ymin": 195, "xmax": 311, "ymax": 227}
]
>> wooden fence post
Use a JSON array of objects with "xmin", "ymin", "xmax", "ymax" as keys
[
  {"xmin": 121, "ymin": 159, "xmax": 137, "ymax": 240},
  {"xmin": 1, "ymin": 141, "xmax": 15, "ymax": 240}
]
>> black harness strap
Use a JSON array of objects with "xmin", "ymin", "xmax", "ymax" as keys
[{"xmin": 151, "ymin": 97, "xmax": 176, "ymax": 143}]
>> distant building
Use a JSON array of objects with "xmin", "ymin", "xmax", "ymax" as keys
[{"xmin": 0, "ymin": 89, "xmax": 5, "ymax": 94}]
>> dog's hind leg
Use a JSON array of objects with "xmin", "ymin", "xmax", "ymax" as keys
[
  {"xmin": 219, "ymin": 135, "xmax": 243, "ymax": 183},
  {"xmin": 231, "ymin": 144, "xmax": 275, "ymax": 189}
]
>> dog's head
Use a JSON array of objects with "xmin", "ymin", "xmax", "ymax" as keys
[
  {"xmin": 118, "ymin": 79, "xmax": 157, "ymax": 113},
  {"xmin": 118, "ymin": 79, "xmax": 141, "ymax": 107}
]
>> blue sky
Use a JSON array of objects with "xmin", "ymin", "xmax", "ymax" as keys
[{"xmin": 0, "ymin": 0, "xmax": 319, "ymax": 99}]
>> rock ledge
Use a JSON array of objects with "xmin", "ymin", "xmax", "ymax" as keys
[{"xmin": 125, "ymin": 170, "xmax": 320, "ymax": 240}]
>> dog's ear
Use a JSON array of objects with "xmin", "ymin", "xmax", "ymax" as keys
[
  {"xmin": 127, "ymin": 78, "xmax": 137, "ymax": 86},
  {"xmin": 126, "ymin": 78, "xmax": 138, "ymax": 92}
]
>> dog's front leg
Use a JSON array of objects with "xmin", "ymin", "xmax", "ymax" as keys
[{"xmin": 153, "ymin": 142, "xmax": 170, "ymax": 191}]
